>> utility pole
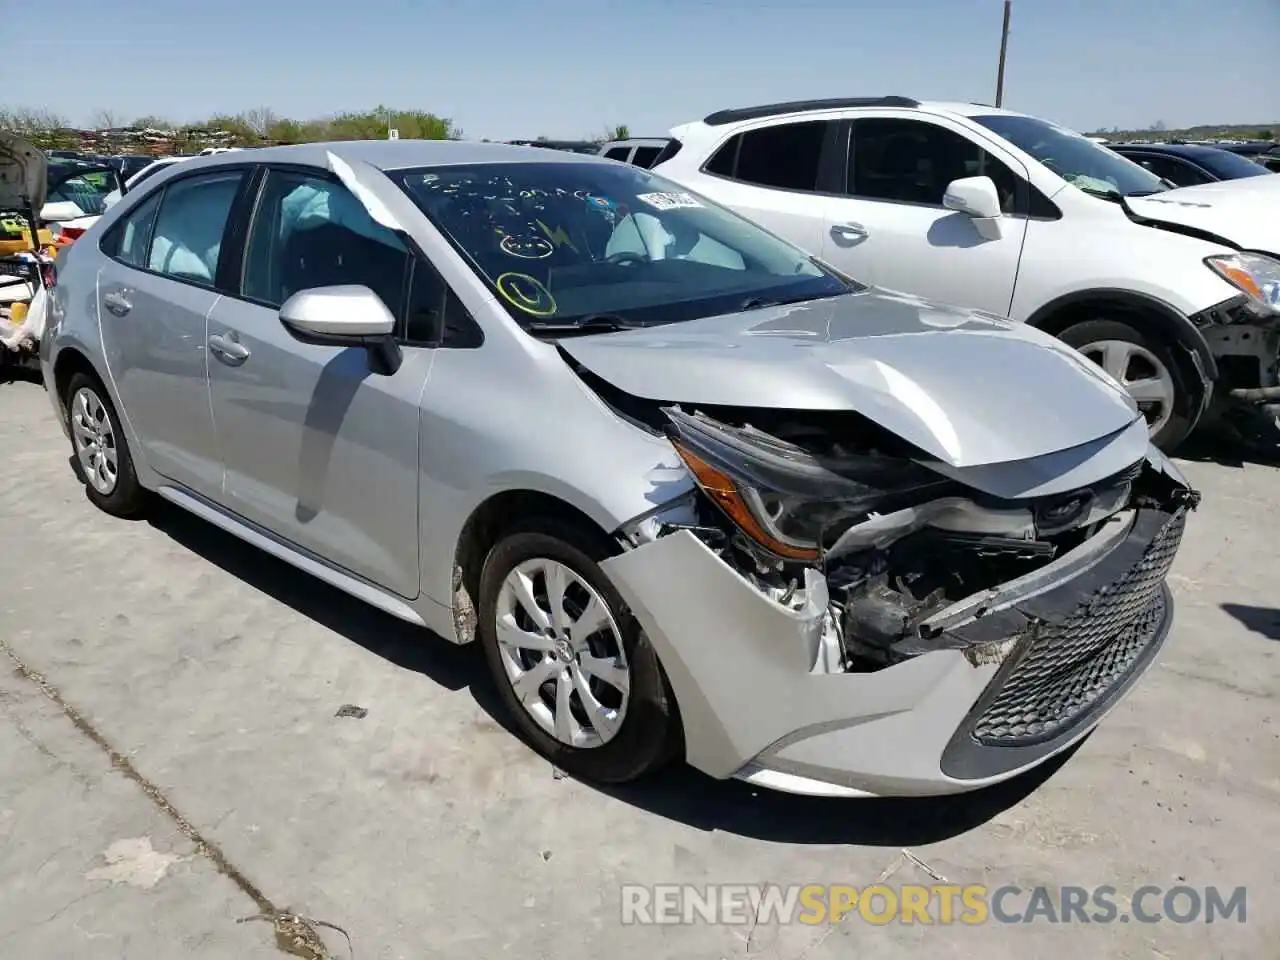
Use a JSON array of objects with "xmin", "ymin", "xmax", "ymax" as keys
[{"xmin": 995, "ymin": 0, "xmax": 1011, "ymax": 107}]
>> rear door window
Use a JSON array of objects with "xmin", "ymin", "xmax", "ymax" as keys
[
  {"xmin": 148, "ymin": 171, "xmax": 244, "ymax": 284},
  {"xmin": 705, "ymin": 120, "xmax": 830, "ymax": 192},
  {"xmin": 101, "ymin": 188, "xmax": 162, "ymax": 267}
]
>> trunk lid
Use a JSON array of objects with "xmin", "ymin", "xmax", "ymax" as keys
[
  {"xmin": 558, "ymin": 289, "xmax": 1141, "ymax": 468},
  {"xmin": 0, "ymin": 133, "xmax": 47, "ymax": 214}
]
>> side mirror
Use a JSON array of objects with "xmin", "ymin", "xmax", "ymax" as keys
[
  {"xmin": 40, "ymin": 200, "xmax": 85, "ymax": 223},
  {"xmin": 279, "ymin": 284, "xmax": 402, "ymax": 375},
  {"xmin": 942, "ymin": 176, "xmax": 1003, "ymax": 239}
]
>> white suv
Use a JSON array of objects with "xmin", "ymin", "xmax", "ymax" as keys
[{"xmin": 654, "ymin": 97, "xmax": 1280, "ymax": 450}]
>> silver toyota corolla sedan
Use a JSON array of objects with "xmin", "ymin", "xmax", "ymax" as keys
[{"xmin": 39, "ymin": 140, "xmax": 1199, "ymax": 797}]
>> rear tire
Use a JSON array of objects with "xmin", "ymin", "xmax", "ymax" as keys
[
  {"xmin": 1058, "ymin": 319, "xmax": 1198, "ymax": 453},
  {"xmin": 64, "ymin": 372, "xmax": 146, "ymax": 517},
  {"xmin": 477, "ymin": 519, "xmax": 681, "ymax": 783}
]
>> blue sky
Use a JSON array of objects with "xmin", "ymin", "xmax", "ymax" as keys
[{"xmin": 10, "ymin": 0, "xmax": 1278, "ymax": 138}]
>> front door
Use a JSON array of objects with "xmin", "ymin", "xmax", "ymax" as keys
[
  {"xmin": 820, "ymin": 116, "xmax": 1029, "ymax": 318},
  {"xmin": 206, "ymin": 167, "xmax": 428, "ymax": 598},
  {"xmin": 97, "ymin": 169, "xmax": 246, "ymax": 495}
]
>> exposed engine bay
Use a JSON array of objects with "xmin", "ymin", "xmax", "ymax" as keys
[{"xmin": 614, "ymin": 397, "xmax": 1200, "ymax": 675}]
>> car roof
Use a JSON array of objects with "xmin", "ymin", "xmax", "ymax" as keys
[
  {"xmin": 188, "ymin": 139, "xmax": 608, "ymax": 172},
  {"xmin": 1111, "ymin": 142, "xmax": 1237, "ymax": 160},
  {"xmin": 696, "ymin": 97, "xmax": 1032, "ymax": 127}
]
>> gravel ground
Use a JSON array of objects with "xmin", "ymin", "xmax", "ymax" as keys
[{"xmin": 0, "ymin": 376, "xmax": 1276, "ymax": 959}]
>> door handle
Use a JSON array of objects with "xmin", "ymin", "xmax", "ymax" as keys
[
  {"xmin": 208, "ymin": 333, "xmax": 250, "ymax": 365},
  {"xmin": 829, "ymin": 222, "xmax": 869, "ymax": 243},
  {"xmin": 102, "ymin": 291, "xmax": 132, "ymax": 316}
]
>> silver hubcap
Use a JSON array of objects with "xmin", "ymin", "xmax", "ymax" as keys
[
  {"xmin": 1079, "ymin": 339, "xmax": 1176, "ymax": 437},
  {"xmin": 70, "ymin": 387, "xmax": 118, "ymax": 495},
  {"xmin": 495, "ymin": 558, "xmax": 630, "ymax": 748}
]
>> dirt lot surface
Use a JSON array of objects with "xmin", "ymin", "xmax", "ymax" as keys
[{"xmin": 1, "ymin": 377, "xmax": 1276, "ymax": 959}]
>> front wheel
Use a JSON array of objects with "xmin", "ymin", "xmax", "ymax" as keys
[
  {"xmin": 477, "ymin": 521, "xmax": 681, "ymax": 783},
  {"xmin": 1058, "ymin": 319, "xmax": 1199, "ymax": 452}
]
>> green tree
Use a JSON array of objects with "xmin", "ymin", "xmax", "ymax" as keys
[
  {"xmin": 321, "ymin": 106, "xmax": 458, "ymax": 141},
  {"xmin": 1257, "ymin": 129, "xmax": 1274, "ymax": 141},
  {"xmin": 205, "ymin": 113, "xmax": 257, "ymax": 146}
]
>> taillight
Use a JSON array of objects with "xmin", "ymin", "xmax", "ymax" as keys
[
  {"xmin": 53, "ymin": 225, "xmax": 86, "ymax": 242},
  {"xmin": 41, "ymin": 262, "xmax": 56, "ymax": 288}
]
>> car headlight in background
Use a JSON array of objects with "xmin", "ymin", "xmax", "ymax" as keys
[
  {"xmin": 663, "ymin": 407, "xmax": 950, "ymax": 563},
  {"xmin": 1205, "ymin": 253, "xmax": 1280, "ymax": 315}
]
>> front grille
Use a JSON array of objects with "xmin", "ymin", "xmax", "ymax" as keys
[{"xmin": 972, "ymin": 508, "xmax": 1185, "ymax": 746}]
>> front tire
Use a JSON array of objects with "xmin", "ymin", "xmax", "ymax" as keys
[
  {"xmin": 65, "ymin": 372, "xmax": 146, "ymax": 517},
  {"xmin": 477, "ymin": 520, "xmax": 680, "ymax": 783},
  {"xmin": 1058, "ymin": 319, "xmax": 1198, "ymax": 452}
]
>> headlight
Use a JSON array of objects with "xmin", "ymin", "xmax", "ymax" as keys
[
  {"xmin": 664, "ymin": 407, "xmax": 950, "ymax": 563},
  {"xmin": 1205, "ymin": 253, "xmax": 1280, "ymax": 314}
]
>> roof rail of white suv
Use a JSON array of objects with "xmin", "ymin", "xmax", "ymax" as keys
[{"xmin": 703, "ymin": 96, "xmax": 920, "ymax": 126}]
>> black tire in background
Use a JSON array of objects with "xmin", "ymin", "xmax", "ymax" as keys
[
  {"xmin": 1058, "ymin": 318, "xmax": 1199, "ymax": 453},
  {"xmin": 477, "ymin": 519, "xmax": 681, "ymax": 784}
]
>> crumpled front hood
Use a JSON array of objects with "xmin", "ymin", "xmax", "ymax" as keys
[
  {"xmin": 1126, "ymin": 177, "xmax": 1280, "ymax": 253},
  {"xmin": 0, "ymin": 133, "xmax": 46, "ymax": 213},
  {"xmin": 559, "ymin": 289, "xmax": 1141, "ymax": 468}
]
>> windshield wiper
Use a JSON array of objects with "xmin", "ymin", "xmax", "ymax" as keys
[
  {"xmin": 524, "ymin": 313, "xmax": 650, "ymax": 337},
  {"xmin": 1080, "ymin": 185, "xmax": 1124, "ymax": 202}
]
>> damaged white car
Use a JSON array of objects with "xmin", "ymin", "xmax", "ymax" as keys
[{"xmin": 41, "ymin": 142, "xmax": 1199, "ymax": 797}]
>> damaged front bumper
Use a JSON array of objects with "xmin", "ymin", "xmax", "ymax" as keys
[{"xmin": 600, "ymin": 452, "xmax": 1194, "ymax": 798}]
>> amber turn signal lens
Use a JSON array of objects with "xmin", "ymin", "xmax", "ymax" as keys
[{"xmin": 671, "ymin": 441, "xmax": 820, "ymax": 562}]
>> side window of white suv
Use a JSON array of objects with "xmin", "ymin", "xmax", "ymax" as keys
[
  {"xmin": 848, "ymin": 118, "xmax": 1021, "ymax": 214},
  {"xmin": 704, "ymin": 120, "xmax": 832, "ymax": 193}
]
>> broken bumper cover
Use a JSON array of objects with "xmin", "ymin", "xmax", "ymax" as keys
[{"xmin": 600, "ymin": 498, "xmax": 1185, "ymax": 799}]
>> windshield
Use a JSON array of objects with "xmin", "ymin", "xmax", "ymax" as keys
[
  {"xmin": 390, "ymin": 161, "xmax": 855, "ymax": 328},
  {"xmin": 974, "ymin": 114, "xmax": 1168, "ymax": 198},
  {"xmin": 47, "ymin": 164, "xmax": 117, "ymax": 216},
  {"xmin": 1200, "ymin": 149, "xmax": 1273, "ymax": 180}
]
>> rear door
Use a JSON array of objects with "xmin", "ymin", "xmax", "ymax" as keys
[
  {"xmin": 682, "ymin": 117, "xmax": 844, "ymax": 255},
  {"xmin": 205, "ymin": 165, "xmax": 431, "ymax": 598},
  {"xmin": 97, "ymin": 168, "xmax": 249, "ymax": 495},
  {"xmin": 819, "ymin": 115, "xmax": 1030, "ymax": 317}
]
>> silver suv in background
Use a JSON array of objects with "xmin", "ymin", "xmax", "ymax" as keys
[{"xmin": 41, "ymin": 141, "xmax": 1196, "ymax": 798}]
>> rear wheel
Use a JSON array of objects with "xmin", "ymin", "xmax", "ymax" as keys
[
  {"xmin": 65, "ymin": 372, "xmax": 146, "ymax": 516},
  {"xmin": 477, "ymin": 520, "xmax": 680, "ymax": 783},
  {"xmin": 1058, "ymin": 319, "xmax": 1198, "ymax": 452}
]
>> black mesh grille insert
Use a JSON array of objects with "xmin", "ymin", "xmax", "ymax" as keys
[{"xmin": 973, "ymin": 509, "xmax": 1185, "ymax": 746}]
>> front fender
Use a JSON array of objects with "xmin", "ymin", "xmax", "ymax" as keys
[{"xmin": 1026, "ymin": 287, "xmax": 1218, "ymax": 384}]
